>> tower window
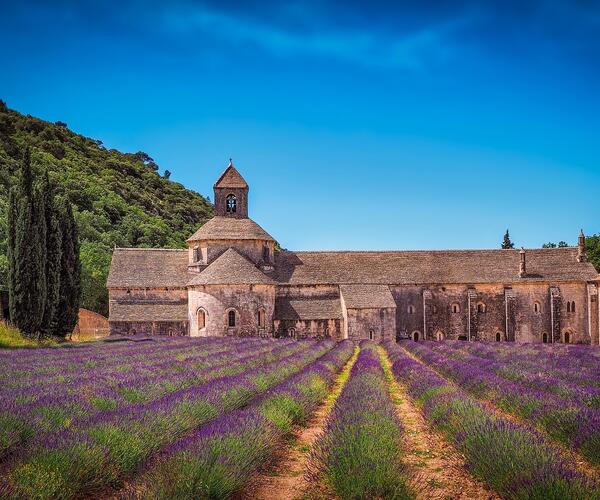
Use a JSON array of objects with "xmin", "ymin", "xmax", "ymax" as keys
[
  {"xmin": 534, "ymin": 301, "xmax": 541, "ymax": 313},
  {"xmin": 263, "ymin": 245, "xmax": 270, "ymax": 262},
  {"xmin": 477, "ymin": 302, "xmax": 486, "ymax": 314},
  {"xmin": 451, "ymin": 303, "xmax": 460, "ymax": 314},
  {"xmin": 228, "ymin": 310, "xmax": 236, "ymax": 327},
  {"xmin": 407, "ymin": 305, "xmax": 416, "ymax": 314},
  {"xmin": 193, "ymin": 246, "xmax": 200, "ymax": 262},
  {"xmin": 226, "ymin": 194, "xmax": 237, "ymax": 213}
]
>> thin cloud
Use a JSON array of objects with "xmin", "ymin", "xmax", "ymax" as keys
[{"xmin": 156, "ymin": 4, "xmax": 467, "ymax": 70}]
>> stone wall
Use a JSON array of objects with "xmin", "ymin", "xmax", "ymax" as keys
[
  {"xmin": 345, "ymin": 307, "xmax": 396, "ymax": 342},
  {"xmin": 188, "ymin": 284, "xmax": 275, "ymax": 337},
  {"xmin": 110, "ymin": 321, "xmax": 188, "ymax": 336},
  {"xmin": 188, "ymin": 239, "xmax": 275, "ymax": 267}
]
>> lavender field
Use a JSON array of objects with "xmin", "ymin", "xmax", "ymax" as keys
[{"xmin": 0, "ymin": 337, "xmax": 599, "ymax": 499}]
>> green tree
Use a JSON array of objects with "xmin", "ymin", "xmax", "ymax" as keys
[
  {"xmin": 501, "ymin": 229, "xmax": 514, "ymax": 249},
  {"xmin": 56, "ymin": 198, "xmax": 81, "ymax": 337},
  {"xmin": 542, "ymin": 242, "xmax": 557, "ymax": 248},
  {"xmin": 587, "ymin": 235, "xmax": 600, "ymax": 272},
  {"xmin": 40, "ymin": 172, "xmax": 63, "ymax": 336},
  {"xmin": 8, "ymin": 149, "xmax": 47, "ymax": 337},
  {"xmin": 558, "ymin": 241, "xmax": 569, "ymax": 247}
]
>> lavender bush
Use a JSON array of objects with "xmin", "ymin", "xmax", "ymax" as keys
[
  {"xmin": 384, "ymin": 341, "xmax": 599, "ymax": 499},
  {"xmin": 309, "ymin": 341, "xmax": 412, "ymax": 500},
  {"xmin": 140, "ymin": 340, "xmax": 356, "ymax": 499}
]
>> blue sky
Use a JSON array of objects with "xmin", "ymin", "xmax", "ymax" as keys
[{"xmin": 2, "ymin": 0, "xmax": 599, "ymax": 251}]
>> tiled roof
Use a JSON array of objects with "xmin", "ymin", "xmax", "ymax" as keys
[
  {"xmin": 275, "ymin": 296, "xmax": 343, "ymax": 320},
  {"xmin": 107, "ymin": 248, "xmax": 190, "ymax": 288},
  {"xmin": 188, "ymin": 248, "xmax": 275, "ymax": 286},
  {"xmin": 109, "ymin": 302, "xmax": 188, "ymax": 322},
  {"xmin": 340, "ymin": 284, "xmax": 396, "ymax": 309},
  {"xmin": 214, "ymin": 164, "xmax": 248, "ymax": 189},
  {"xmin": 187, "ymin": 217, "xmax": 275, "ymax": 242},
  {"xmin": 274, "ymin": 248, "xmax": 599, "ymax": 285}
]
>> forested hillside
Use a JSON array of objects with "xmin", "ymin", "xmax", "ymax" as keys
[{"xmin": 0, "ymin": 100, "xmax": 213, "ymax": 315}]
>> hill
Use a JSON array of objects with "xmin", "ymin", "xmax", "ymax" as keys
[{"xmin": 0, "ymin": 100, "xmax": 213, "ymax": 315}]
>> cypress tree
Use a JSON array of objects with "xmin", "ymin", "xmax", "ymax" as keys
[
  {"xmin": 501, "ymin": 229, "xmax": 515, "ymax": 249},
  {"xmin": 56, "ymin": 198, "xmax": 81, "ymax": 337},
  {"xmin": 40, "ymin": 172, "xmax": 62, "ymax": 336},
  {"xmin": 7, "ymin": 148, "xmax": 47, "ymax": 337}
]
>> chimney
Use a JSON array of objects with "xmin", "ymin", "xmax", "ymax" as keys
[
  {"xmin": 519, "ymin": 247, "xmax": 526, "ymax": 278},
  {"xmin": 577, "ymin": 229, "xmax": 587, "ymax": 262}
]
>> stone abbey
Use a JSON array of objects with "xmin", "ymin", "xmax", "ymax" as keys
[{"xmin": 107, "ymin": 163, "xmax": 600, "ymax": 344}]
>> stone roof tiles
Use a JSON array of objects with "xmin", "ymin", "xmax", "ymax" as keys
[
  {"xmin": 107, "ymin": 248, "xmax": 190, "ymax": 288},
  {"xmin": 187, "ymin": 217, "xmax": 275, "ymax": 242},
  {"xmin": 214, "ymin": 164, "xmax": 248, "ymax": 189},
  {"xmin": 274, "ymin": 248, "xmax": 599, "ymax": 285},
  {"xmin": 188, "ymin": 248, "xmax": 275, "ymax": 286},
  {"xmin": 340, "ymin": 284, "xmax": 396, "ymax": 309},
  {"xmin": 109, "ymin": 302, "xmax": 188, "ymax": 322},
  {"xmin": 275, "ymin": 296, "xmax": 343, "ymax": 320}
]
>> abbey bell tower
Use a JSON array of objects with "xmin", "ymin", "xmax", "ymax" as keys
[{"xmin": 213, "ymin": 159, "xmax": 249, "ymax": 218}]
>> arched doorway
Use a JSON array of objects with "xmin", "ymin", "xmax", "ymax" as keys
[
  {"xmin": 412, "ymin": 331, "xmax": 420, "ymax": 342},
  {"xmin": 542, "ymin": 332, "xmax": 549, "ymax": 343},
  {"xmin": 496, "ymin": 332, "xmax": 501, "ymax": 342},
  {"xmin": 197, "ymin": 308, "xmax": 207, "ymax": 334}
]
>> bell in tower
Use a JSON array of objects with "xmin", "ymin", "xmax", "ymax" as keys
[{"xmin": 213, "ymin": 159, "xmax": 249, "ymax": 218}]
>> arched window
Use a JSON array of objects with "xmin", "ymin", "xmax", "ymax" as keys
[
  {"xmin": 257, "ymin": 308, "xmax": 266, "ymax": 328},
  {"xmin": 369, "ymin": 330, "xmax": 374, "ymax": 340},
  {"xmin": 564, "ymin": 331, "xmax": 571, "ymax": 344},
  {"xmin": 407, "ymin": 305, "xmax": 416, "ymax": 314},
  {"xmin": 435, "ymin": 330, "xmax": 444, "ymax": 341},
  {"xmin": 228, "ymin": 310, "xmax": 236, "ymax": 327},
  {"xmin": 451, "ymin": 303, "xmax": 460, "ymax": 314},
  {"xmin": 567, "ymin": 301, "xmax": 571, "ymax": 313},
  {"xmin": 534, "ymin": 301, "xmax": 541, "ymax": 313},
  {"xmin": 325, "ymin": 327, "xmax": 331, "ymax": 337},
  {"xmin": 542, "ymin": 332, "xmax": 549, "ymax": 343},
  {"xmin": 571, "ymin": 301, "xmax": 576, "ymax": 313},
  {"xmin": 496, "ymin": 332, "xmax": 502, "ymax": 342},
  {"xmin": 193, "ymin": 246, "xmax": 200, "ymax": 262},
  {"xmin": 226, "ymin": 194, "xmax": 237, "ymax": 213},
  {"xmin": 197, "ymin": 308, "xmax": 206, "ymax": 330},
  {"xmin": 412, "ymin": 331, "xmax": 420, "ymax": 342},
  {"xmin": 262, "ymin": 245, "xmax": 270, "ymax": 262},
  {"xmin": 288, "ymin": 327, "xmax": 296, "ymax": 339},
  {"xmin": 477, "ymin": 302, "xmax": 486, "ymax": 314}
]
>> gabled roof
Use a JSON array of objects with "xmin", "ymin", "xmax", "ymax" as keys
[
  {"xmin": 340, "ymin": 284, "xmax": 396, "ymax": 309},
  {"xmin": 107, "ymin": 248, "xmax": 191, "ymax": 288},
  {"xmin": 187, "ymin": 216, "xmax": 275, "ymax": 242},
  {"xmin": 109, "ymin": 302, "xmax": 188, "ymax": 322},
  {"xmin": 274, "ymin": 247, "xmax": 599, "ymax": 285},
  {"xmin": 188, "ymin": 248, "xmax": 275, "ymax": 286},
  {"xmin": 214, "ymin": 163, "xmax": 248, "ymax": 189},
  {"xmin": 275, "ymin": 296, "xmax": 343, "ymax": 320}
]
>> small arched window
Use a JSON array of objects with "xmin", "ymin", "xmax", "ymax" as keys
[
  {"xmin": 571, "ymin": 301, "xmax": 576, "ymax": 313},
  {"xmin": 369, "ymin": 329, "xmax": 374, "ymax": 340},
  {"xmin": 262, "ymin": 245, "xmax": 270, "ymax": 263},
  {"xmin": 542, "ymin": 332, "xmax": 549, "ymax": 343},
  {"xmin": 288, "ymin": 327, "xmax": 296, "ymax": 339},
  {"xmin": 407, "ymin": 305, "xmax": 416, "ymax": 314},
  {"xmin": 567, "ymin": 302, "xmax": 571, "ymax": 313},
  {"xmin": 534, "ymin": 301, "xmax": 541, "ymax": 313},
  {"xmin": 496, "ymin": 332, "xmax": 502, "ymax": 342},
  {"xmin": 477, "ymin": 302, "xmax": 486, "ymax": 314},
  {"xmin": 193, "ymin": 246, "xmax": 200, "ymax": 262},
  {"xmin": 228, "ymin": 310, "xmax": 236, "ymax": 327},
  {"xmin": 226, "ymin": 194, "xmax": 237, "ymax": 213},
  {"xmin": 435, "ymin": 330, "xmax": 444, "ymax": 341},
  {"xmin": 451, "ymin": 303, "xmax": 460, "ymax": 314},
  {"xmin": 197, "ymin": 308, "xmax": 206, "ymax": 330},
  {"xmin": 564, "ymin": 331, "xmax": 571, "ymax": 344},
  {"xmin": 258, "ymin": 308, "xmax": 266, "ymax": 328},
  {"xmin": 412, "ymin": 331, "xmax": 420, "ymax": 342}
]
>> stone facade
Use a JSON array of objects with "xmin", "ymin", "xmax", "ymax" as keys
[{"xmin": 107, "ymin": 162, "xmax": 600, "ymax": 344}]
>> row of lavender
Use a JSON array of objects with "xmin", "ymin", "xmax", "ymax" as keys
[
  {"xmin": 132, "ymin": 340, "xmax": 356, "ymax": 498},
  {"xmin": 1, "ymin": 338, "xmax": 338, "ymax": 498},
  {"xmin": 309, "ymin": 341, "xmax": 412, "ymax": 499},
  {"xmin": 403, "ymin": 340, "xmax": 600, "ymax": 464},
  {"xmin": 384, "ymin": 341, "xmax": 599, "ymax": 499},
  {"xmin": 437, "ymin": 339, "xmax": 600, "ymax": 390},
  {"xmin": 0, "ymin": 337, "xmax": 300, "ymax": 460}
]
